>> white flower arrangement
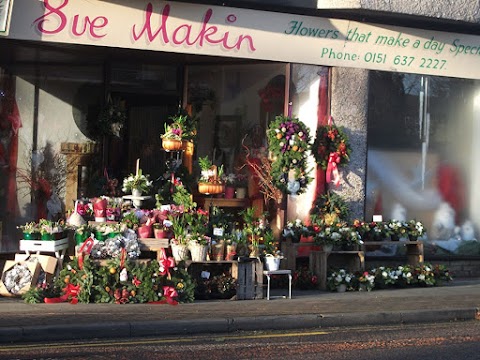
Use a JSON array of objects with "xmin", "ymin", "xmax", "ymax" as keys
[{"xmin": 122, "ymin": 169, "xmax": 153, "ymax": 194}]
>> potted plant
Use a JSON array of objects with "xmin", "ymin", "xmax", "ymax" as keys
[
  {"xmin": 197, "ymin": 156, "xmax": 225, "ymax": 195},
  {"xmin": 17, "ymin": 222, "xmax": 40, "ymax": 240},
  {"xmin": 263, "ymin": 229, "xmax": 283, "ymax": 271},
  {"xmin": 234, "ymin": 172, "xmax": 248, "ymax": 199},
  {"xmin": 38, "ymin": 219, "xmax": 55, "ymax": 241},
  {"xmin": 168, "ymin": 212, "xmax": 190, "ymax": 262},
  {"xmin": 74, "ymin": 224, "xmax": 93, "ymax": 245},
  {"xmin": 221, "ymin": 173, "xmax": 236, "ymax": 199},
  {"xmin": 404, "ymin": 219, "xmax": 426, "ymax": 241},
  {"xmin": 153, "ymin": 220, "xmax": 172, "ymax": 239},
  {"xmin": 121, "ymin": 169, "xmax": 153, "ymax": 197},
  {"xmin": 327, "ymin": 269, "xmax": 354, "ymax": 292}
]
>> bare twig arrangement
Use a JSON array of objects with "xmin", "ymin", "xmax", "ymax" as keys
[{"xmin": 240, "ymin": 135, "xmax": 282, "ymax": 205}]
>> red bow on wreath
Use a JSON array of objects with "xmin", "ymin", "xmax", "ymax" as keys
[{"xmin": 158, "ymin": 248, "xmax": 175, "ymax": 277}]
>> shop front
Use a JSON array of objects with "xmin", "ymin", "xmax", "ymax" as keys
[{"xmin": 1, "ymin": 0, "xmax": 480, "ymax": 279}]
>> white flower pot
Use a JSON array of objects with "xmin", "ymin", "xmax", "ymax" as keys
[
  {"xmin": 235, "ymin": 187, "xmax": 247, "ymax": 199},
  {"xmin": 189, "ymin": 243, "xmax": 208, "ymax": 262},
  {"xmin": 336, "ymin": 284, "xmax": 347, "ymax": 293},
  {"xmin": 264, "ymin": 254, "xmax": 281, "ymax": 271},
  {"xmin": 171, "ymin": 243, "xmax": 190, "ymax": 263},
  {"xmin": 132, "ymin": 189, "xmax": 143, "ymax": 197}
]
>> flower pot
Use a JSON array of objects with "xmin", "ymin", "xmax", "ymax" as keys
[
  {"xmin": 75, "ymin": 232, "xmax": 89, "ymax": 245},
  {"xmin": 390, "ymin": 234, "xmax": 400, "ymax": 241},
  {"xmin": 225, "ymin": 243, "xmax": 237, "ymax": 260},
  {"xmin": 154, "ymin": 228, "xmax": 170, "ymax": 239},
  {"xmin": 264, "ymin": 254, "xmax": 281, "ymax": 271},
  {"xmin": 162, "ymin": 138, "xmax": 183, "ymax": 151},
  {"xmin": 198, "ymin": 182, "xmax": 224, "ymax": 195},
  {"xmin": 41, "ymin": 233, "xmax": 53, "ymax": 241},
  {"xmin": 137, "ymin": 224, "xmax": 152, "ymax": 239},
  {"xmin": 189, "ymin": 243, "xmax": 208, "ymax": 262},
  {"xmin": 224, "ymin": 186, "xmax": 235, "ymax": 199},
  {"xmin": 171, "ymin": 243, "xmax": 190, "ymax": 263},
  {"xmin": 132, "ymin": 189, "xmax": 143, "ymax": 197},
  {"xmin": 211, "ymin": 241, "xmax": 225, "ymax": 261},
  {"xmin": 408, "ymin": 235, "xmax": 418, "ymax": 241},
  {"xmin": 94, "ymin": 231, "xmax": 106, "ymax": 241},
  {"xmin": 54, "ymin": 231, "xmax": 65, "ymax": 240},
  {"xmin": 322, "ymin": 243, "xmax": 333, "ymax": 252},
  {"xmin": 108, "ymin": 232, "xmax": 120, "ymax": 238},
  {"xmin": 23, "ymin": 232, "xmax": 40, "ymax": 240},
  {"xmin": 336, "ymin": 284, "xmax": 347, "ymax": 293},
  {"xmin": 235, "ymin": 243, "xmax": 249, "ymax": 257},
  {"xmin": 249, "ymin": 245, "xmax": 260, "ymax": 258},
  {"xmin": 235, "ymin": 187, "xmax": 247, "ymax": 199}
]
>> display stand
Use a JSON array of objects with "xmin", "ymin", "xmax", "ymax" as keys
[{"xmin": 19, "ymin": 238, "xmax": 69, "ymax": 278}]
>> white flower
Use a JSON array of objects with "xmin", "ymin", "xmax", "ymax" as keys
[
  {"xmin": 281, "ymin": 127, "xmax": 286, "ymax": 132},
  {"xmin": 298, "ymin": 131, "xmax": 304, "ymax": 137},
  {"xmin": 418, "ymin": 274, "xmax": 426, "ymax": 281}
]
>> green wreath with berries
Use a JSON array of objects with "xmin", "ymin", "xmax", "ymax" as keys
[
  {"xmin": 312, "ymin": 119, "xmax": 351, "ymax": 170},
  {"xmin": 267, "ymin": 115, "xmax": 312, "ymax": 195}
]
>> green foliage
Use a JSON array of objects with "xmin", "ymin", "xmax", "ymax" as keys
[
  {"xmin": 312, "ymin": 121, "xmax": 351, "ymax": 170},
  {"xmin": 22, "ymin": 285, "xmax": 61, "ymax": 304},
  {"xmin": 310, "ymin": 190, "xmax": 350, "ymax": 224},
  {"xmin": 198, "ymin": 156, "xmax": 213, "ymax": 171},
  {"xmin": 266, "ymin": 115, "xmax": 312, "ymax": 195}
]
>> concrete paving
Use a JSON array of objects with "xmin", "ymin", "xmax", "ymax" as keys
[{"xmin": 0, "ymin": 278, "xmax": 478, "ymax": 343}]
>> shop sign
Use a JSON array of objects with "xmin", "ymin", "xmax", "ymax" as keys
[
  {"xmin": 6, "ymin": 0, "xmax": 480, "ymax": 79},
  {"xmin": 0, "ymin": 0, "xmax": 14, "ymax": 36}
]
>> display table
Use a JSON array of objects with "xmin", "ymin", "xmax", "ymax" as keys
[
  {"xmin": 19, "ymin": 238, "xmax": 69, "ymax": 277},
  {"xmin": 362, "ymin": 241, "xmax": 424, "ymax": 265},
  {"xmin": 309, "ymin": 250, "xmax": 365, "ymax": 290},
  {"xmin": 196, "ymin": 197, "xmax": 250, "ymax": 211},
  {"xmin": 263, "ymin": 269, "xmax": 292, "ymax": 300}
]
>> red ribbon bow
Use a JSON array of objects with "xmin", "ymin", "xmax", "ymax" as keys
[
  {"xmin": 44, "ymin": 283, "xmax": 80, "ymax": 304},
  {"xmin": 326, "ymin": 152, "xmax": 341, "ymax": 187},
  {"xmin": 158, "ymin": 249, "xmax": 175, "ymax": 277}
]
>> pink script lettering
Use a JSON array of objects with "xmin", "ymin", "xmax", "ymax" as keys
[
  {"xmin": 132, "ymin": 3, "xmax": 256, "ymax": 52},
  {"xmin": 33, "ymin": 0, "xmax": 108, "ymax": 39}
]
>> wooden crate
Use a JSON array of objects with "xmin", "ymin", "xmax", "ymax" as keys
[{"xmin": 231, "ymin": 259, "xmax": 263, "ymax": 300}]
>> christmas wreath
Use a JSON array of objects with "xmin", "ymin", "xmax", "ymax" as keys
[
  {"xmin": 89, "ymin": 95, "xmax": 127, "ymax": 140},
  {"xmin": 312, "ymin": 117, "xmax": 351, "ymax": 186},
  {"xmin": 267, "ymin": 115, "xmax": 312, "ymax": 195}
]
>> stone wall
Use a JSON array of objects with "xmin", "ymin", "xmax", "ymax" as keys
[
  {"xmin": 330, "ymin": 67, "xmax": 369, "ymax": 220},
  {"xmin": 317, "ymin": 0, "xmax": 480, "ymax": 24}
]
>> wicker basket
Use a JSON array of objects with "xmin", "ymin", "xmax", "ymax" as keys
[
  {"xmin": 198, "ymin": 182, "xmax": 225, "ymax": 195},
  {"xmin": 162, "ymin": 138, "xmax": 183, "ymax": 151}
]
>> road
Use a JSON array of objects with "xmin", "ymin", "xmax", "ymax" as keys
[{"xmin": 0, "ymin": 321, "xmax": 479, "ymax": 360}]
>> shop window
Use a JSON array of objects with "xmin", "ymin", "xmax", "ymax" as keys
[
  {"xmin": 186, "ymin": 63, "xmax": 286, "ymax": 216},
  {"xmin": 366, "ymin": 71, "xmax": 480, "ymax": 257}
]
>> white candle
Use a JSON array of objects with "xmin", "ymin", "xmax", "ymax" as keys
[{"xmin": 136, "ymin": 158, "xmax": 140, "ymax": 175}]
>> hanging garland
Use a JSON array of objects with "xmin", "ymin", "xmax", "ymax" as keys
[
  {"xmin": 312, "ymin": 117, "xmax": 351, "ymax": 186},
  {"xmin": 267, "ymin": 115, "xmax": 312, "ymax": 195}
]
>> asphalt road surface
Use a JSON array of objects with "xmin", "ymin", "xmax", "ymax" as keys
[{"xmin": 1, "ymin": 320, "xmax": 479, "ymax": 360}]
